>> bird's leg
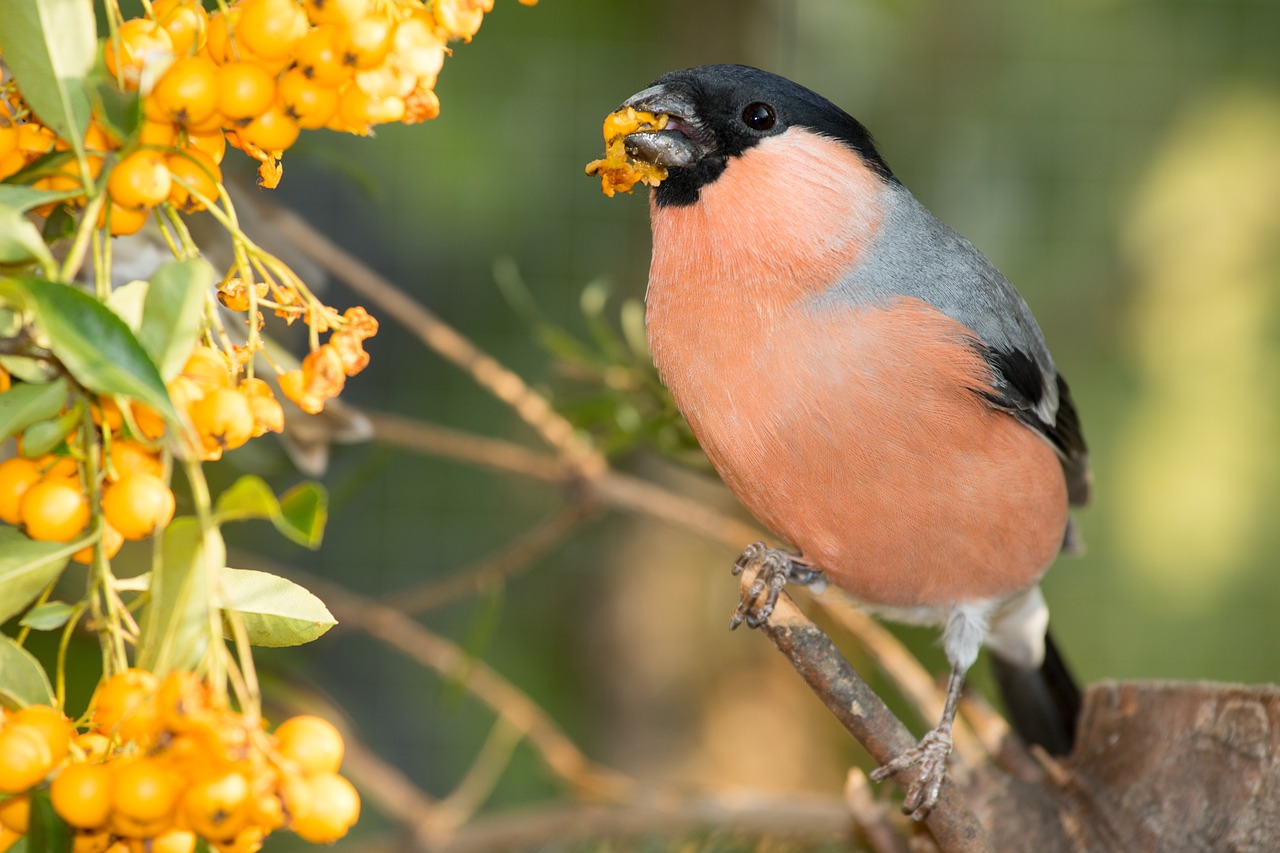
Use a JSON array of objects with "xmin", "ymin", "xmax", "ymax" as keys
[
  {"xmin": 729, "ymin": 541, "xmax": 823, "ymax": 629},
  {"xmin": 869, "ymin": 661, "xmax": 966, "ymax": 820}
]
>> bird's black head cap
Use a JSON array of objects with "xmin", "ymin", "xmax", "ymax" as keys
[{"xmin": 622, "ymin": 64, "xmax": 895, "ymax": 207}]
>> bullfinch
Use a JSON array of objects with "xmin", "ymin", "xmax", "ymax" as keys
[{"xmin": 613, "ymin": 64, "xmax": 1090, "ymax": 817}]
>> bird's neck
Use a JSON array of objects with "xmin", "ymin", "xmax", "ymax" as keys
[{"xmin": 645, "ymin": 131, "xmax": 886, "ymax": 380}]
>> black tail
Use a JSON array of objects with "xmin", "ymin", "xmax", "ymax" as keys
[{"xmin": 989, "ymin": 628, "xmax": 1081, "ymax": 756}]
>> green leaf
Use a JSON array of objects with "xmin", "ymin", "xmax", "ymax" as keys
[
  {"xmin": 106, "ymin": 279, "xmax": 149, "ymax": 332},
  {"xmin": 17, "ymin": 407, "xmax": 80, "ymax": 456},
  {"xmin": 0, "ymin": 526, "xmax": 78, "ymax": 625},
  {"xmin": 6, "ymin": 277, "xmax": 178, "ymax": 423},
  {"xmin": 0, "ymin": 635, "xmax": 54, "ymax": 708},
  {"xmin": 137, "ymin": 518, "xmax": 220, "ymax": 674},
  {"xmin": 0, "ymin": 378, "xmax": 68, "ymax": 443},
  {"xmin": 277, "ymin": 482, "xmax": 328, "ymax": 549},
  {"xmin": 220, "ymin": 567, "xmax": 336, "ymax": 647},
  {"xmin": 138, "ymin": 260, "xmax": 212, "ymax": 381},
  {"xmin": 215, "ymin": 476, "xmax": 328, "ymax": 549},
  {"xmin": 215, "ymin": 475, "xmax": 280, "ymax": 521},
  {"xmin": 0, "ymin": 184, "xmax": 83, "ymax": 214},
  {"xmin": 19, "ymin": 600, "xmax": 76, "ymax": 631},
  {"xmin": 0, "ymin": 204, "xmax": 57, "ymax": 269},
  {"xmin": 0, "ymin": 0, "xmax": 96, "ymax": 158},
  {"xmin": 26, "ymin": 788, "xmax": 72, "ymax": 853}
]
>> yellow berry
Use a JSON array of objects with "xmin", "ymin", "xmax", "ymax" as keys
[
  {"xmin": 9, "ymin": 705, "xmax": 71, "ymax": 765},
  {"xmin": 275, "ymin": 715, "xmax": 344, "ymax": 775},
  {"xmin": 102, "ymin": 472, "xmax": 175, "ymax": 540},
  {"xmin": 0, "ymin": 794, "xmax": 28, "ymax": 834},
  {"xmin": 289, "ymin": 773, "xmax": 359, "ymax": 843},
  {"xmin": 0, "ymin": 456, "xmax": 44, "ymax": 525},
  {"xmin": 0, "ymin": 725, "xmax": 55, "ymax": 793},
  {"xmin": 91, "ymin": 669, "xmax": 159, "ymax": 743},
  {"xmin": 19, "ymin": 477, "xmax": 90, "ymax": 542},
  {"xmin": 51, "ymin": 763, "xmax": 112, "ymax": 829}
]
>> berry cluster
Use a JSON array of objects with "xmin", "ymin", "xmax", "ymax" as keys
[
  {"xmin": 2, "ymin": 0, "xmax": 536, "ymax": 210},
  {"xmin": 0, "ymin": 671, "xmax": 359, "ymax": 852},
  {"xmin": 0, "ymin": 344, "xmax": 287, "ymax": 559}
]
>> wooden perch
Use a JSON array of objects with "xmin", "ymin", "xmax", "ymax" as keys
[{"xmin": 739, "ymin": 568, "xmax": 1280, "ymax": 852}]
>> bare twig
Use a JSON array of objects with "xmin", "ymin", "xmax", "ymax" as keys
[
  {"xmin": 741, "ymin": 567, "xmax": 991, "ymax": 853},
  {"xmin": 389, "ymin": 503, "xmax": 594, "ymax": 615},
  {"xmin": 846, "ymin": 768, "xmax": 911, "ymax": 853},
  {"xmin": 365, "ymin": 409, "xmax": 569, "ymax": 484},
  {"xmin": 269, "ymin": 207, "xmax": 606, "ymax": 479},
  {"xmin": 435, "ymin": 792, "xmax": 854, "ymax": 853}
]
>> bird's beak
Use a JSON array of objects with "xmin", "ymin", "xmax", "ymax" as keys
[{"xmin": 621, "ymin": 85, "xmax": 706, "ymax": 169}]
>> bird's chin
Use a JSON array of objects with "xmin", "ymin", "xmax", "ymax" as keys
[{"xmin": 624, "ymin": 129, "xmax": 701, "ymax": 169}]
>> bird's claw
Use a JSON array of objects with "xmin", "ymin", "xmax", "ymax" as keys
[
  {"xmin": 729, "ymin": 542, "xmax": 822, "ymax": 630},
  {"xmin": 869, "ymin": 728, "xmax": 954, "ymax": 821}
]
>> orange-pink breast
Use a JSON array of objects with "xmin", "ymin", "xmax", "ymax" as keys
[{"xmin": 645, "ymin": 133, "xmax": 1068, "ymax": 608}]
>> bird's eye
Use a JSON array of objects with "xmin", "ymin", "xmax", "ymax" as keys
[{"xmin": 741, "ymin": 102, "xmax": 776, "ymax": 131}]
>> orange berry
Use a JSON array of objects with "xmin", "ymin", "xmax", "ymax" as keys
[
  {"xmin": 137, "ymin": 119, "xmax": 180, "ymax": 148},
  {"xmin": 71, "ymin": 522, "xmax": 125, "ymax": 564},
  {"xmin": 337, "ymin": 14, "xmax": 394, "ymax": 69},
  {"xmin": 73, "ymin": 732, "xmax": 112, "ymax": 763},
  {"xmin": 39, "ymin": 455, "xmax": 80, "ymax": 480},
  {"xmin": 181, "ymin": 770, "xmax": 249, "ymax": 841},
  {"xmin": 19, "ymin": 477, "xmax": 90, "ymax": 542},
  {"xmin": 90, "ymin": 396, "xmax": 125, "ymax": 431},
  {"xmin": 107, "ymin": 149, "xmax": 171, "ymax": 211},
  {"xmin": 303, "ymin": 0, "xmax": 367, "ymax": 26},
  {"xmin": 91, "ymin": 669, "xmax": 159, "ymax": 743},
  {"xmin": 153, "ymin": 0, "xmax": 209, "ymax": 56},
  {"xmin": 0, "ymin": 725, "xmax": 55, "ymax": 793},
  {"xmin": 98, "ymin": 199, "xmax": 151, "ymax": 236},
  {"xmin": 51, "ymin": 762, "xmax": 112, "ymax": 829},
  {"xmin": 293, "ymin": 25, "xmax": 351, "ymax": 87},
  {"xmin": 211, "ymin": 825, "xmax": 263, "ymax": 853},
  {"xmin": 0, "ymin": 125, "xmax": 16, "ymax": 159},
  {"xmin": 0, "ymin": 793, "xmax": 28, "ymax": 834},
  {"xmin": 165, "ymin": 148, "xmax": 221, "ymax": 212},
  {"xmin": 190, "ymin": 387, "xmax": 254, "ymax": 452},
  {"xmin": 9, "ymin": 705, "xmax": 71, "ymax": 765},
  {"xmin": 236, "ymin": 0, "xmax": 308, "ymax": 61},
  {"xmin": 435, "ymin": 0, "xmax": 485, "ymax": 42},
  {"xmin": 215, "ymin": 62, "xmax": 276, "ymax": 123},
  {"xmin": 238, "ymin": 104, "xmax": 300, "ymax": 152},
  {"xmin": 241, "ymin": 378, "xmax": 284, "ymax": 436},
  {"xmin": 102, "ymin": 472, "xmax": 175, "ymax": 540},
  {"xmin": 107, "ymin": 439, "xmax": 163, "ymax": 481},
  {"xmin": 146, "ymin": 829, "xmax": 197, "ymax": 853},
  {"xmin": 105, "ymin": 19, "xmax": 174, "ymax": 90},
  {"xmin": 0, "ymin": 456, "xmax": 44, "ymax": 525},
  {"xmin": 154, "ymin": 671, "xmax": 212, "ymax": 735},
  {"xmin": 202, "ymin": 8, "xmax": 242, "ymax": 65},
  {"xmin": 148, "ymin": 55, "xmax": 219, "ymax": 126},
  {"xmin": 70, "ymin": 828, "xmax": 112, "ymax": 853},
  {"xmin": 275, "ymin": 715, "xmax": 344, "ymax": 775},
  {"xmin": 182, "ymin": 346, "xmax": 231, "ymax": 386},
  {"xmin": 276, "ymin": 68, "xmax": 339, "ymax": 130},
  {"xmin": 289, "ymin": 773, "xmax": 359, "ymax": 843},
  {"xmin": 110, "ymin": 757, "xmax": 180, "ymax": 833},
  {"xmin": 277, "ymin": 369, "xmax": 323, "ymax": 414},
  {"xmin": 185, "ymin": 129, "xmax": 227, "ymax": 164},
  {"xmin": 331, "ymin": 84, "xmax": 377, "ymax": 135}
]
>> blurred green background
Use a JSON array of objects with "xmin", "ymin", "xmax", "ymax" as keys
[{"xmin": 168, "ymin": 0, "xmax": 1280, "ymax": 844}]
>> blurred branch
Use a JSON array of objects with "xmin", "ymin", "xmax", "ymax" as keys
[
  {"xmin": 434, "ymin": 792, "xmax": 854, "ymax": 853},
  {"xmin": 269, "ymin": 206, "xmax": 606, "ymax": 479},
  {"xmin": 364, "ymin": 409, "xmax": 568, "ymax": 483},
  {"xmin": 845, "ymin": 769, "xmax": 911, "ymax": 853},
  {"xmin": 739, "ymin": 566, "xmax": 990, "ymax": 853},
  {"xmin": 389, "ymin": 502, "xmax": 596, "ymax": 615}
]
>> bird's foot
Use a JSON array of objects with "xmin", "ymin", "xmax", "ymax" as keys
[
  {"xmin": 729, "ymin": 542, "xmax": 823, "ymax": 629},
  {"xmin": 869, "ymin": 727, "xmax": 954, "ymax": 821}
]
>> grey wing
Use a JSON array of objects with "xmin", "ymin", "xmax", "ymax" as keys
[{"xmin": 832, "ymin": 182, "xmax": 1091, "ymax": 506}]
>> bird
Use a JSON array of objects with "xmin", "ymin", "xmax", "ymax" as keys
[{"xmin": 611, "ymin": 64, "xmax": 1089, "ymax": 818}]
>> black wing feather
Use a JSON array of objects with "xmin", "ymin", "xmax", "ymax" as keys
[{"xmin": 975, "ymin": 346, "xmax": 1091, "ymax": 507}]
